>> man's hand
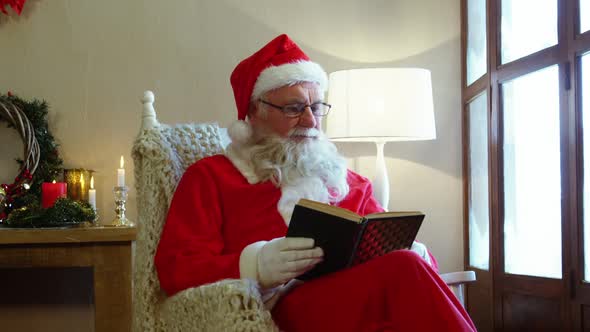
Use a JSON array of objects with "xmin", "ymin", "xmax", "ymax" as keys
[{"xmin": 257, "ymin": 237, "xmax": 323, "ymax": 289}]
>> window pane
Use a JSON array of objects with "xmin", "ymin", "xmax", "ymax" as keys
[
  {"xmin": 582, "ymin": 0, "xmax": 590, "ymax": 34},
  {"xmin": 467, "ymin": 0, "xmax": 487, "ymax": 85},
  {"xmin": 503, "ymin": 65, "xmax": 561, "ymax": 279},
  {"xmin": 469, "ymin": 93, "xmax": 490, "ymax": 269},
  {"xmin": 583, "ymin": 53, "xmax": 590, "ymax": 281},
  {"xmin": 501, "ymin": 0, "xmax": 558, "ymax": 64}
]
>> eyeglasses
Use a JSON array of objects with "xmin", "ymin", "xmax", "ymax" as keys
[{"xmin": 258, "ymin": 99, "xmax": 332, "ymax": 118}]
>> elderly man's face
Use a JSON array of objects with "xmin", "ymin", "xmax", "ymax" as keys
[{"xmin": 249, "ymin": 82, "xmax": 323, "ymax": 138}]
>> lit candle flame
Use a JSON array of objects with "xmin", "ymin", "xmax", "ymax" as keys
[
  {"xmin": 52, "ymin": 180, "xmax": 56, "ymax": 184},
  {"xmin": 120, "ymin": 155, "xmax": 124, "ymax": 169},
  {"xmin": 90, "ymin": 176, "xmax": 94, "ymax": 189}
]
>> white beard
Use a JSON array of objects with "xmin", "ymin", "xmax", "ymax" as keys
[{"xmin": 227, "ymin": 125, "xmax": 349, "ymax": 224}]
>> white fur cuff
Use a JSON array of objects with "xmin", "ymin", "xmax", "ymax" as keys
[{"xmin": 239, "ymin": 241, "xmax": 267, "ymax": 280}]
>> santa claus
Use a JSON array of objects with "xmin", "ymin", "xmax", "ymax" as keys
[{"xmin": 155, "ymin": 34, "xmax": 476, "ymax": 332}]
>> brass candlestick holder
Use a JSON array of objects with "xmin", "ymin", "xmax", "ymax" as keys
[
  {"xmin": 92, "ymin": 208, "xmax": 100, "ymax": 226},
  {"xmin": 109, "ymin": 186, "xmax": 134, "ymax": 227}
]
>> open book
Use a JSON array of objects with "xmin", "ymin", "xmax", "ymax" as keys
[{"xmin": 286, "ymin": 199, "xmax": 424, "ymax": 280}]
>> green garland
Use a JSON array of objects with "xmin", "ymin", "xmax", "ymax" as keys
[
  {"xmin": 0, "ymin": 92, "xmax": 95, "ymax": 227},
  {"xmin": 5, "ymin": 198, "xmax": 96, "ymax": 227}
]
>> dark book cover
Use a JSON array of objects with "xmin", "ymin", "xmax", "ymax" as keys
[
  {"xmin": 286, "ymin": 203, "xmax": 362, "ymax": 280},
  {"xmin": 286, "ymin": 200, "xmax": 424, "ymax": 281},
  {"xmin": 350, "ymin": 215, "xmax": 424, "ymax": 266}
]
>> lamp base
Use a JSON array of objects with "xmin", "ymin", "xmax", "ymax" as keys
[{"xmin": 372, "ymin": 141, "xmax": 389, "ymax": 211}]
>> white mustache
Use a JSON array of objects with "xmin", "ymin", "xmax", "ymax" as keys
[{"xmin": 289, "ymin": 128, "xmax": 320, "ymax": 138}]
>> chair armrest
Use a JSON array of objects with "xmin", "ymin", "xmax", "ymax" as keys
[
  {"xmin": 161, "ymin": 278, "xmax": 278, "ymax": 331},
  {"xmin": 440, "ymin": 271, "xmax": 476, "ymax": 286}
]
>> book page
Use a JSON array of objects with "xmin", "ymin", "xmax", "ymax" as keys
[
  {"xmin": 297, "ymin": 199, "xmax": 363, "ymax": 223},
  {"xmin": 365, "ymin": 211, "xmax": 423, "ymax": 220}
]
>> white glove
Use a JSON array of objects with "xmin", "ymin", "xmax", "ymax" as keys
[
  {"xmin": 411, "ymin": 241, "xmax": 433, "ymax": 266},
  {"xmin": 257, "ymin": 237, "xmax": 323, "ymax": 289}
]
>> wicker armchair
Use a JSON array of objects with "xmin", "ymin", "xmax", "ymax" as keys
[
  {"xmin": 132, "ymin": 91, "xmax": 277, "ymax": 331},
  {"xmin": 131, "ymin": 91, "xmax": 475, "ymax": 332}
]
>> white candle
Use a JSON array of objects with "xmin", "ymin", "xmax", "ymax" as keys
[
  {"xmin": 117, "ymin": 156, "xmax": 125, "ymax": 187},
  {"xmin": 88, "ymin": 176, "xmax": 96, "ymax": 211}
]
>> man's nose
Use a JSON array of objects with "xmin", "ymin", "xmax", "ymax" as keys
[{"xmin": 298, "ymin": 107, "xmax": 317, "ymax": 128}]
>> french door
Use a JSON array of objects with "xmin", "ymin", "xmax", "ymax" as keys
[{"xmin": 462, "ymin": 0, "xmax": 590, "ymax": 330}]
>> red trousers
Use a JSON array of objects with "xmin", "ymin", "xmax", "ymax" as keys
[{"xmin": 272, "ymin": 250, "xmax": 476, "ymax": 332}]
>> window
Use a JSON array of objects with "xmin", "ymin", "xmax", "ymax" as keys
[
  {"xmin": 467, "ymin": 0, "xmax": 487, "ymax": 84},
  {"xmin": 462, "ymin": 0, "xmax": 590, "ymax": 329},
  {"xmin": 502, "ymin": 66, "xmax": 561, "ymax": 279},
  {"xmin": 500, "ymin": 0, "xmax": 557, "ymax": 64},
  {"xmin": 583, "ymin": 52, "xmax": 590, "ymax": 281},
  {"xmin": 581, "ymin": 0, "xmax": 590, "ymax": 33},
  {"xmin": 468, "ymin": 93, "xmax": 490, "ymax": 270}
]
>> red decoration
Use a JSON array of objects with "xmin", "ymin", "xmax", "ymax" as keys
[
  {"xmin": 41, "ymin": 182, "xmax": 67, "ymax": 208},
  {"xmin": 0, "ymin": 0, "xmax": 26, "ymax": 15},
  {"xmin": 0, "ymin": 169, "xmax": 32, "ymax": 206}
]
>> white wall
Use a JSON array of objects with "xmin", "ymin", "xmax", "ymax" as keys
[{"xmin": 0, "ymin": 0, "xmax": 462, "ymax": 272}]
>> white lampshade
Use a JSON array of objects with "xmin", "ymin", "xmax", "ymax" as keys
[{"xmin": 326, "ymin": 68, "xmax": 436, "ymax": 142}]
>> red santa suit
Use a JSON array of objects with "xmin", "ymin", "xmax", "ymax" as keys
[{"xmin": 155, "ymin": 154, "xmax": 476, "ymax": 332}]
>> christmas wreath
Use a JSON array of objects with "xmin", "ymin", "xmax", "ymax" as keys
[{"xmin": 0, "ymin": 92, "xmax": 95, "ymax": 227}]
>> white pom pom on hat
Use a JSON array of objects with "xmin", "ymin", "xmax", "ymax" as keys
[{"xmin": 228, "ymin": 120, "xmax": 253, "ymax": 145}]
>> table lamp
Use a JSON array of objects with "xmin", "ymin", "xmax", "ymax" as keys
[{"xmin": 326, "ymin": 68, "xmax": 436, "ymax": 210}]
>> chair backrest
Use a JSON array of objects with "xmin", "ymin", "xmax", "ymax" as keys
[{"xmin": 131, "ymin": 91, "xmax": 227, "ymax": 331}]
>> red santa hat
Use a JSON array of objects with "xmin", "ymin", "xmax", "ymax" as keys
[{"xmin": 230, "ymin": 34, "xmax": 328, "ymax": 121}]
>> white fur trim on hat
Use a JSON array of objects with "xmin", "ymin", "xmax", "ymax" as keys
[{"xmin": 251, "ymin": 61, "xmax": 328, "ymax": 100}]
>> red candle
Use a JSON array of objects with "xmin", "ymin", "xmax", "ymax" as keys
[{"xmin": 42, "ymin": 180, "xmax": 67, "ymax": 208}]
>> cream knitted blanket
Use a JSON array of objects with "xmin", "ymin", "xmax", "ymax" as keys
[{"xmin": 132, "ymin": 123, "xmax": 278, "ymax": 331}]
